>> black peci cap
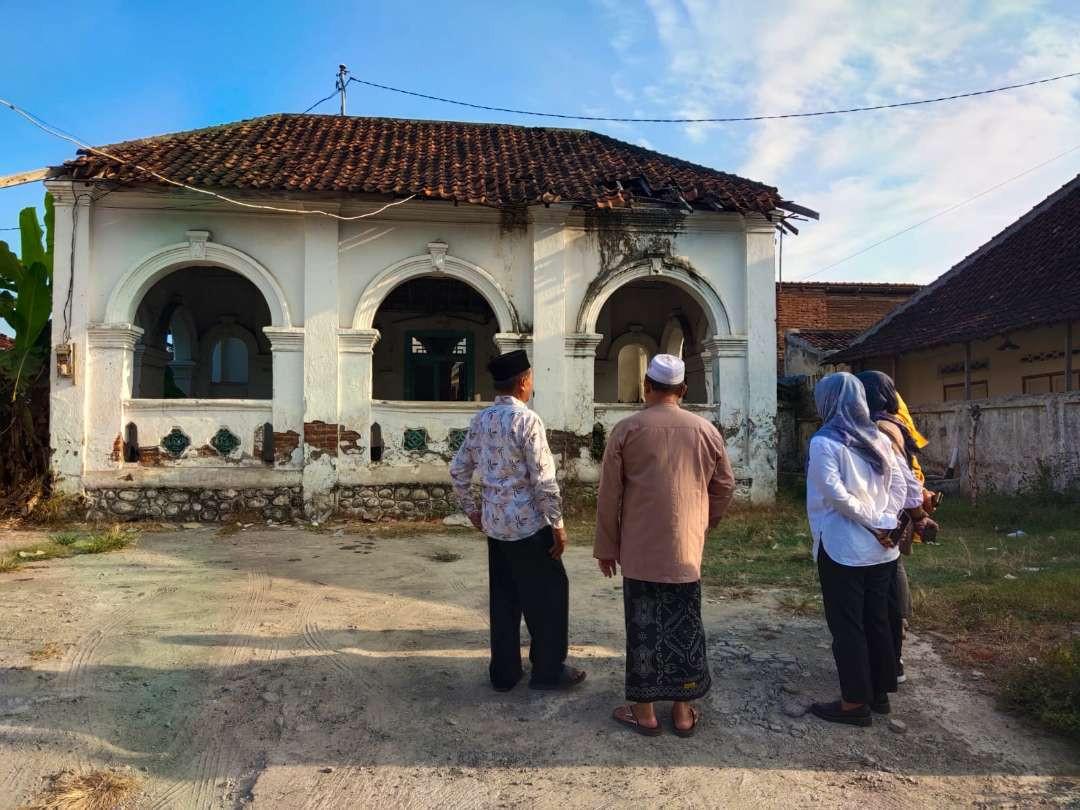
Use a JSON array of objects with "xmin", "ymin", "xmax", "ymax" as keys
[{"xmin": 488, "ymin": 349, "xmax": 530, "ymax": 380}]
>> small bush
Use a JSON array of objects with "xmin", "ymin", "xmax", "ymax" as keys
[{"xmin": 1001, "ymin": 640, "xmax": 1080, "ymax": 741}]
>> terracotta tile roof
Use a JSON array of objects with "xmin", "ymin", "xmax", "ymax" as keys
[
  {"xmin": 49, "ymin": 114, "xmax": 784, "ymax": 215},
  {"xmin": 788, "ymin": 329, "xmax": 861, "ymax": 351},
  {"xmin": 836, "ymin": 174, "xmax": 1080, "ymax": 362},
  {"xmin": 0, "ymin": 334, "xmax": 13, "ymax": 351}
]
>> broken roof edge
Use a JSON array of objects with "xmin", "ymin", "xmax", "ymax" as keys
[{"xmin": 832, "ymin": 172, "xmax": 1080, "ymax": 364}]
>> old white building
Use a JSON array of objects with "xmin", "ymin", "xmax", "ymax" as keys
[{"xmin": 46, "ymin": 114, "xmax": 806, "ymax": 520}]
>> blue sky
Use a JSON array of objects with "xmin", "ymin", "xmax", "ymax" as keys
[{"xmin": 1, "ymin": 0, "xmax": 1079, "ymax": 285}]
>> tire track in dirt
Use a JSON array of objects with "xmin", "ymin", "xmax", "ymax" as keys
[
  {"xmin": 0, "ymin": 585, "xmax": 179, "ymax": 804},
  {"xmin": 147, "ymin": 570, "xmax": 271, "ymax": 810}
]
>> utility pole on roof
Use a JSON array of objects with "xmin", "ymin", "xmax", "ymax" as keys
[{"xmin": 337, "ymin": 65, "xmax": 348, "ymax": 116}]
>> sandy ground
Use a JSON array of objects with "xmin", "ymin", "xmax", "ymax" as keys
[{"xmin": 0, "ymin": 524, "xmax": 1077, "ymax": 810}]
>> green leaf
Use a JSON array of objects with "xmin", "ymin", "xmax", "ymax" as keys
[
  {"xmin": 44, "ymin": 193, "xmax": 54, "ymax": 270},
  {"xmin": 18, "ymin": 206, "xmax": 45, "ymax": 270}
]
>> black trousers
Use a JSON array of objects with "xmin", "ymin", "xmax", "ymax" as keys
[
  {"xmin": 817, "ymin": 545, "xmax": 898, "ymax": 704},
  {"xmin": 887, "ymin": 559, "xmax": 906, "ymax": 668},
  {"xmin": 487, "ymin": 526, "xmax": 569, "ymax": 689}
]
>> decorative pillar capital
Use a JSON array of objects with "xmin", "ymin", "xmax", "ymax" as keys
[
  {"xmin": 87, "ymin": 322, "xmax": 144, "ymax": 350},
  {"xmin": 493, "ymin": 332, "xmax": 533, "ymax": 356},
  {"xmin": 564, "ymin": 332, "xmax": 603, "ymax": 358},
  {"xmin": 338, "ymin": 328, "xmax": 381, "ymax": 353},
  {"xmin": 702, "ymin": 335, "xmax": 749, "ymax": 359},
  {"xmin": 263, "ymin": 326, "xmax": 305, "ymax": 352}
]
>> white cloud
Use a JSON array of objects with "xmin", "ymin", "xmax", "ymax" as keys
[{"xmin": 609, "ymin": 0, "xmax": 1080, "ymax": 284}]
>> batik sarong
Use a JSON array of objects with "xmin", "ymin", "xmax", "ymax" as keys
[{"xmin": 623, "ymin": 577, "xmax": 711, "ymax": 702}]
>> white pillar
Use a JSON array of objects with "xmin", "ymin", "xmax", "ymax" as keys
[
  {"xmin": 301, "ymin": 214, "xmax": 341, "ymax": 514},
  {"xmin": 47, "ymin": 183, "xmax": 92, "ymax": 492},
  {"xmin": 337, "ymin": 328, "xmax": 380, "ymax": 475},
  {"xmin": 85, "ymin": 323, "xmax": 144, "ymax": 471},
  {"xmin": 704, "ymin": 336, "xmax": 749, "ymax": 471},
  {"xmin": 745, "ymin": 220, "xmax": 778, "ymax": 503},
  {"xmin": 531, "ymin": 223, "xmax": 569, "ymax": 430},
  {"xmin": 264, "ymin": 327, "xmax": 304, "ymax": 466},
  {"xmin": 564, "ymin": 333, "xmax": 603, "ymax": 436}
]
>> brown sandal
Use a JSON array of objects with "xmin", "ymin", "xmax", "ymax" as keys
[
  {"xmin": 613, "ymin": 704, "xmax": 663, "ymax": 737},
  {"xmin": 672, "ymin": 705, "xmax": 700, "ymax": 738}
]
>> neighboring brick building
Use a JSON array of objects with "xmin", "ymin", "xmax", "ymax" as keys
[{"xmin": 776, "ymin": 281, "xmax": 919, "ymax": 374}]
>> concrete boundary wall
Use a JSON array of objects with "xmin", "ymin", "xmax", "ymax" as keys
[{"xmin": 778, "ymin": 388, "xmax": 1080, "ymax": 494}]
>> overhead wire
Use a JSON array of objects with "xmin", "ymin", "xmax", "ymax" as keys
[
  {"xmin": 344, "ymin": 69, "xmax": 1080, "ymax": 124},
  {"xmin": 303, "ymin": 88, "xmax": 338, "ymax": 114},
  {"xmin": 795, "ymin": 142, "xmax": 1080, "ymax": 281},
  {"xmin": 0, "ymin": 97, "xmax": 416, "ymax": 221}
]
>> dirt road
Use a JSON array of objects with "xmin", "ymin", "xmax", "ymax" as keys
[{"xmin": 1, "ymin": 525, "xmax": 1076, "ymax": 809}]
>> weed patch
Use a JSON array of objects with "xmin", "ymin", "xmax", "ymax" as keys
[
  {"xmin": 23, "ymin": 768, "xmax": 138, "ymax": 810},
  {"xmin": 1001, "ymin": 640, "xmax": 1080, "ymax": 741},
  {"xmin": 0, "ymin": 526, "xmax": 137, "ymax": 573}
]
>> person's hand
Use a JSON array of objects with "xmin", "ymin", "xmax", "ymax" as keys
[
  {"xmin": 872, "ymin": 529, "xmax": 895, "ymax": 548},
  {"xmin": 549, "ymin": 526, "xmax": 568, "ymax": 559},
  {"xmin": 597, "ymin": 558, "xmax": 618, "ymax": 578},
  {"xmin": 923, "ymin": 490, "xmax": 937, "ymax": 514},
  {"xmin": 468, "ymin": 511, "xmax": 483, "ymax": 532}
]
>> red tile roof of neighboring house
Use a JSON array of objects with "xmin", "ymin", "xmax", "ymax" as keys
[
  {"xmin": 0, "ymin": 334, "xmax": 13, "ymax": 351},
  {"xmin": 49, "ymin": 114, "xmax": 788, "ymax": 215},
  {"xmin": 836, "ymin": 174, "xmax": 1080, "ymax": 362},
  {"xmin": 788, "ymin": 329, "xmax": 862, "ymax": 351}
]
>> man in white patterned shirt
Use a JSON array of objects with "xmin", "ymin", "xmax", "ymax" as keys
[{"xmin": 450, "ymin": 350, "xmax": 587, "ymax": 692}]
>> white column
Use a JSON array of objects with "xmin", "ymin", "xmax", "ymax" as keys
[
  {"xmin": 85, "ymin": 324, "xmax": 144, "ymax": 471},
  {"xmin": 704, "ymin": 336, "xmax": 749, "ymax": 471},
  {"xmin": 337, "ymin": 328, "xmax": 380, "ymax": 475},
  {"xmin": 563, "ymin": 333, "xmax": 603, "ymax": 436},
  {"xmin": 47, "ymin": 183, "xmax": 92, "ymax": 492},
  {"xmin": 531, "ymin": 223, "xmax": 569, "ymax": 429},
  {"xmin": 264, "ymin": 327, "xmax": 305, "ymax": 465},
  {"xmin": 301, "ymin": 214, "xmax": 341, "ymax": 514},
  {"xmin": 745, "ymin": 221, "xmax": 778, "ymax": 503}
]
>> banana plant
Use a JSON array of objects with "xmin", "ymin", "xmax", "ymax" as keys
[{"xmin": 0, "ymin": 194, "xmax": 53, "ymax": 400}]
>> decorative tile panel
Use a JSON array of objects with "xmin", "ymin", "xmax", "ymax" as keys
[
  {"xmin": 447, "ymin": 429, "xmax": 468, "ymax": 453},
  {"xmin": 403, "ymin": 428, "xmax": 428, "ymax": 453},
  {"xmin": 211, "ymin": 427, "xmax": 241, "ymax": 457},
  {"xmin": 161, "ymin": 427, "xmax": 191, "ymax": 458}
]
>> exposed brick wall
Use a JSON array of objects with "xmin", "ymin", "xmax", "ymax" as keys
[
  {"xmin": 273, "ymin": 430, "xmax": 300, "ymax": 464},
  {"xmin": 304, "ymin": 421, "xmax": 339, "ymax": 458},
  {"xmin": 776, "ymin": 282, "xmax": 919, "ymax": 373},
  {"xmin": 338, "ymin": 426, "xmax": 364, "ymax": 456}
]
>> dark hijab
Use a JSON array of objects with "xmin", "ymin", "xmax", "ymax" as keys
[{"xmin": 856, "ymin": 370, "xmax": 920, "ymax": 464}]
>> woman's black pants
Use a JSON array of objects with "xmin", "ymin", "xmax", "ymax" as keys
[
  {"xmin": 817, "ymin": 545, "xmax": 898, "ymax": 704},
  {"xmin": 487, "ymin": 526, "xmax": 569, "ymax": 690}
]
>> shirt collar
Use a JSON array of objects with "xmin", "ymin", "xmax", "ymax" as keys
[{"xmin": 494, "ymin": 395, "xmax": 525, "ymax": 407}]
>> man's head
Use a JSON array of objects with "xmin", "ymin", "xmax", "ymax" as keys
[
  {"xmin": 489, "ymin": 349, "xmax": 533, "ymax": 401},
  {"xmin": 643, "ymin": 354, "xmax": 687, "ymax": 404}
]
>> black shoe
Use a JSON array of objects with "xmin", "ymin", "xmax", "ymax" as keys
[
  {"xmin": 870, "ymin": 695, "xmax": 891, "ymax": 714},
  {"xmin": 529, "ymin": 666, "xmax": 587, "ymax": 691},
  {"xmin": 810, "ymin": 700, "xmax": 872, "ymax": 727}
]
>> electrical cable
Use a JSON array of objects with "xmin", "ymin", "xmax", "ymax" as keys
[
  {"xmin": 303, "ymin": 88, "xmax": 338, "ymax": 114},
  {"xmin": 796, "ymin": 142, "xmax": 1080, "ymax": 280},
  {"xmin": 345, "ymin": 69, "xmax": 1080, "ymax": 124},
  {"xmin": 0, "ymin": 97, "xmax": 416, "ymax": 221}
]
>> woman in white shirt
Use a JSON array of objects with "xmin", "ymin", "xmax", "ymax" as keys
[{"xmin": 806, "ymin": 372, "xmax": 907, "ymax": 727}]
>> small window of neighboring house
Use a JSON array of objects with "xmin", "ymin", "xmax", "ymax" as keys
[
  {"xmin": 404, "ymin": 331, "xmax": 473, "ymax": 401},
  {"xmin": 1022, "ymin": 371, "xmax": 1080, "ymax": 394},
  {"xmin": 943, "ymin": 380, "xmax": 988, "ymax": 401},
  {"xmin": 211, "ymin": 337, "xmax": 249, "ymax": 384}
]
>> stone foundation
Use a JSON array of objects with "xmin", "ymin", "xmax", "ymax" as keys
[
  {"xmin": 84, "ymin": 476, "xmax": 752, "ymax": 523},
  {"xmin": 86, "ymin": 487, "xmax": 305, "ymax": 523},
  {"xmin": 335, "ymin": 485, "xmax": 457, "ymax": 521}
]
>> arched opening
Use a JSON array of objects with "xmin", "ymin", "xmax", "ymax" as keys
[
  {"xmin": 132, "ymin": 267, "xmax": 272, "ymax": 399},
  {"xmin": 594, "ymin": 280, "xmax": 711, "ymax": 403},
  {"xmin": 372, "ymin": 276, "xmax": 498, "ymax": 401}
]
